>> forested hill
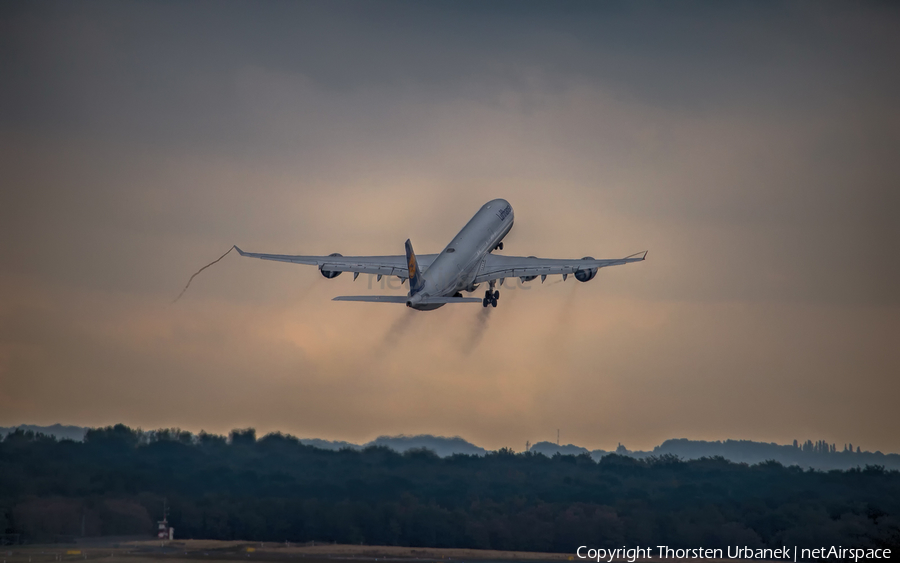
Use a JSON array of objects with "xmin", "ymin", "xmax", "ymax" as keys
[
  {"xmin": 530, "ymin": 439, "xmax": 900, "ymax": 471},
  {"xmin": 3, "ymin": 424, "xmax": 895, "ymax": 470},
  {"xmin": 0, "ymin": 424, "xmax": 87, "ymax": 442},
  {"xmin": 1, "ymin": 425, "xmax": 899, "ymax": 552}
]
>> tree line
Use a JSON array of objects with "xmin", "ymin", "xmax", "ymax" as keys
[{"xmin": 1, "ymin": 425, "xmax": 898, "ymax": 552}]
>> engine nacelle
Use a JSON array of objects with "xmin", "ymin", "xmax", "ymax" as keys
[
  {"xmin": 574, "ymin": 256, "xmax": 598, "ymax": 283},
  {"xmin": 520, "ymin": 257, "xmax": 538, "ymax": 282},
  {"xmin": 320, "ymin": 253, "xmax": 343, "ymax": 279}
]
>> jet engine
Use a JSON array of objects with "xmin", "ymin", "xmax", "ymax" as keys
[
  {"xmin": 574, "ymin": 257, "xmax": 598, "ymax": 282},
  {"xmin": 320, "ymin": 253, "xmax": 343, "ymax": 279},
  {"xmin": 520, "ymin": 257, "xmax": 538, "ymax": 282}
]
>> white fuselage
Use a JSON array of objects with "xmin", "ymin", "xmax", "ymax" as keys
[{"xmin": 407, "ymin": 199, "xmax": 514, "ymax": 310}]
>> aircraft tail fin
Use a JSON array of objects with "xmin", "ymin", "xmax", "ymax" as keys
[{"xmin": 405, "ymin": 238, "xmax": 425, "ymax": 295}]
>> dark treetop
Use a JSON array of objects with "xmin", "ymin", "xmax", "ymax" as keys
[{"xmin": 1, "ymin": 425, "xmax": 898, "ymax": 551}]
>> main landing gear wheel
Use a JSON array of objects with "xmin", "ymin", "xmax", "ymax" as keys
[
  {"xmin": 483, "ymin": 280, "xmax": 499, "ymax": 308},
  {"xmin": 483, "ymin": 288, "xmax": 499, "ymax": 308}
]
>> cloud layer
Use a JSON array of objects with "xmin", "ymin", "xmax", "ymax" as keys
[{"xmin": 1, "ymin": 1, "xmax": 898, "ymax": 451}]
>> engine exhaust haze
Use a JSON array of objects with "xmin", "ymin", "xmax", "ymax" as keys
[{"xmin": 462, "ymin": 307, "xmax": 491, "ymax": 354}]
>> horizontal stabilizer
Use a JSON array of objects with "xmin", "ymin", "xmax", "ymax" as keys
[
  {"xmin": 332, "ymin": 296, "xmax": 409, "ymax": 303},
  {"xmin": 332, "ymin": 296, "xmax": 483, "ymax": 304},
  {"xmin": 417, "ymin": 297, "xmax": 482, "ymax": 304}
]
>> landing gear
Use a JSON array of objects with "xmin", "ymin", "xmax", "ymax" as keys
[
  {"xmin": 493, "ymin": 242, "xmax": 504, "ymax": 251},
  {"xmin": 482, "ymin": 281, "xmax": 500, "ymax": 308}
]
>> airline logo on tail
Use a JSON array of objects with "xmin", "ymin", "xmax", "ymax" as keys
[{"xmin": 405, "ymin": 239, "xmax": 424, "ymax": 295}]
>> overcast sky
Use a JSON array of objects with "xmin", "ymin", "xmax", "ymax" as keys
[{"xmin": 1, "ymin": 1, "xmax": 898, "ymax": 452}]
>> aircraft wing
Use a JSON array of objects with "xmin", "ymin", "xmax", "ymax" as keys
[
  {"xmin": 474, "ymin": 251, "xmax": 647, "ymax": 284},
  {"xmin": 234, "ymin": 246, "xmax": 437, "ymax": 278}
]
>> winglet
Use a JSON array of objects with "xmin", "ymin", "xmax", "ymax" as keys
[
  {"xmin": 624, "ymin": 250, "xmax": 648, "ymax": 261},
  {"xmin": 234, "ymin": 245, "xmax": 246, "ymax": 256}
]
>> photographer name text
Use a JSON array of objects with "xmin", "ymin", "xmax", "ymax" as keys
[{"xmin": 576, "ymin": 545, "xmax": 891, "ymax": 562}]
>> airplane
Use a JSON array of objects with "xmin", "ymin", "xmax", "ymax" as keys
[{"xmin": 235, "ymin": 199, "xmax": 646, "ymax": 311}]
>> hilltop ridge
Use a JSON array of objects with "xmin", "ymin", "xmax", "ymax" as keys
[{"xmin": 2, "ymin": 424, "xmax": 896, "ymax": 471}]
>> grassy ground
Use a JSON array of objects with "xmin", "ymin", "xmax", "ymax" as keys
[{"xmin": 0, "ymin": 539, "xmax": 745, "ymax": 563}]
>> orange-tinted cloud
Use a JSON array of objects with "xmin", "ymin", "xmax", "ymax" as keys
[{"xmin": 1, "ymin": 2, "xmax": 898, "ymax": 452}]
